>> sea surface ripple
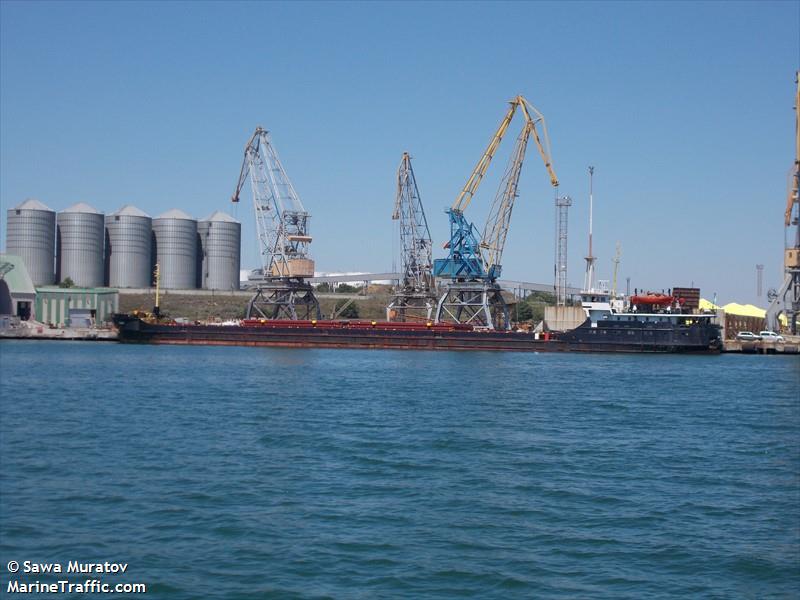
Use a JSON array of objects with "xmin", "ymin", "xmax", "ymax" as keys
[{"xmin": 1, "ymin": 342, "xmax": 798, "ymax": 598}]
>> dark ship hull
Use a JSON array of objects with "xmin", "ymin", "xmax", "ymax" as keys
[
  {"xmin": 112, "ymin": 314, "xmax": 721, "ymax": 354},
  {"xmin": 559, "ymin": 314, "xmax": 722, "ymax": 353}
]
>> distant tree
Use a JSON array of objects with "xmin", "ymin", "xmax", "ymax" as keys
[
  {"xmin": 513, "ymin": 295, "xmax": 551, "ymax": 323},
  {"xmin": 59, "ymin": 277, "xmax": 75, "ymax": 289},
  {"xmin": 316, "ymin": 282, "xmax": 332, "ymax": 293},
  {"xmin": 334, "ymin": 300, "xmax": 359, "ymax": 319},
  {"xmin": 336, "ymin": 283, "xmax": 358, "ymax": 294},
  {"xmin": 516, "ymin": 301, "xmax": 533, "ymax": 321},
  {"xmin": 527, "ymin": 290, "xmax": 556, "ymax": 304}
]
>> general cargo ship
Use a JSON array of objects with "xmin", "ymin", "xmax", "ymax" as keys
[{"xmin": 113, "ymin": 300, "xmax": 721, "ymax": 354}]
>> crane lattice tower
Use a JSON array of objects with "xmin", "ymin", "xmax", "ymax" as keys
[{"xmin": 387, "ymin": 153, "xmax": 436, "ymax": 321}]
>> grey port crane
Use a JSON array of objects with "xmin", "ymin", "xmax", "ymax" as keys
[
  {"xmin": 386, "ymin": 152, "xmax": 436, "ymax": 321},
  {"xmin": 231, "ymin": 127, "xmax": 321, "ymax": 320},
  {"xmin": 766, "ymin": 72, "xmax": 800, "ymax": 334}
]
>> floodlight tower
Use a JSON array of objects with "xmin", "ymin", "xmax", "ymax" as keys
[
  {"xmin": 583, "ymin": 166, "xmax": 597, "ymax": 292},
  {"xmin": 554, "ymin": 195, "xmax": 572, "ymax": 306}
]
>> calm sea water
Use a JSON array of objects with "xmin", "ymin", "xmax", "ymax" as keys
[{"xmin": 0, "ymin": 341, "xmax": 798, "ymax": 599}]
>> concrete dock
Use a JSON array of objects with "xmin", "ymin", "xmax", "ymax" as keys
[
  {"xmin": 723, "ymin": 338, "xmax": 800, "ymax": 354},
  {"xmin": 0, "ymin": 320, "xmax": 118, "ymax": 341}
]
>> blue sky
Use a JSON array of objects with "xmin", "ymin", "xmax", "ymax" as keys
[{"xmin": 1, "ymin": 0, "xmax": 797, "ymax": 304}]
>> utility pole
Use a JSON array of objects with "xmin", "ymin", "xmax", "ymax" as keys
[{"xmin": 756, "ymin": 264, "xmax": 764, "ymax": 297}]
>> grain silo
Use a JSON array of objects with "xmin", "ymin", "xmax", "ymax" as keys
[
  {"xmin": 152, "ymin": 209, "xmax": 197, "ymax": 290},
  {"xmin": 56, "ymin": 202, "xmax": 105, "ymax": 287},
  {"xmin": 105, "ymin": 205, "xmax": 153, "ymax": 288},
  {"xmin": 198, "ymin": 211, "xmax": 241, "ymax": 291},
  {"xmin": 5, "ymin": 198, "xmax": 56, "ymax": 285}
]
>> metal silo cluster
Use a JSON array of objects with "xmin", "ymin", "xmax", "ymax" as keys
[
  {"xmin": 6, "ymin": 200, "xmax": 241, "ymax": 291},
  {"xmin": 198, "ymin": 211, "xmax": 241, "ymax": 290}
]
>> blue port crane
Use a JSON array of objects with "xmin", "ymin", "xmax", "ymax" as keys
[{"xmin": 432, "ymin": 95, "xmax": 559, "ymax": 329}]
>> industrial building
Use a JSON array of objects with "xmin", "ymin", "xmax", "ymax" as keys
[
  {"xmin": 198, "ymin": 211, "xmax": 241, "ymax": 290},
  {"xmin": 6, "ymin": 199, "xmax": 56, "ymax": 286},
  {"xmin": 57, "ymin": 202, "xmax": 105, "ymax": 287},
  {"xmin": 34, "ymin": 287, "xmax": 119, "ymax": 328}
]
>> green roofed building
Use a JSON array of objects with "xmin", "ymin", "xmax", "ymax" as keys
[
  {"xmin": 34, "ymin": 287, "xmax": 119, "ymax": 327},
  {"xmin": 0, "ymin": 253, "xmax": 36, "ymax": 320}
]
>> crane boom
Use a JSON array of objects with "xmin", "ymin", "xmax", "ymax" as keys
[
  {"xmin": 434, "ymin": 95, "xmax": 559, "ymax": 281},
  {"xmin": 785, "ymin": 73, "xmax": 800, "ymax": 227},
  {"xmin": 482, "ymin": 124, "xmax": 531, "ymax": 278},
  {"xmin": 453, "ymin": 102, "xmax": 518, "ymax": 214}
]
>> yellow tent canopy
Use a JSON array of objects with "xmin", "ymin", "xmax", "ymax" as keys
[
  {"xmin": 698, "ymin": 298, "xmax": 720, "ymax": 311},
  {"xmin": 722, "ymin": 302, "xmax": 766, "ymax": 318},
  {"xmin": 702, "ymin": 300, "xmax": 789, "ymax": 326}
]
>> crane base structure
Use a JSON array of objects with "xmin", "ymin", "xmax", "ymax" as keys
[
  {"xmin": 766, "ymin": 258, "xmax": 800, "ymax": 335},
  {"xmin": 386, "ymin": 291, "xmax": 436, "ymax": 322},
  {"xmin": 246, "ymin": 280, "xmax": 321, "ymax": 321},
  {"xmin": 434, "ymin": 281, "xmax": 510, "ymax": 330}
]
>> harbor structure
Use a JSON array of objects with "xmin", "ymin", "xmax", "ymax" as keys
[
  {"xmin": 57, "ymin": 202, "xmax": 105, "ymax": 287},
  {"xmin": 5, "ymin": 199, "xmax": 56, "ymax": 286},
  {"xmin": 152, "ymin": 209, "xmax": 198, "ymax": 290},
  {"xmin": 105, "ymin": 205, "xmax": 153, "ymax": 288},
  {"xmin": 198, "ymin": 211, "xmax": 241, "ymax": 291},
  {"xmin": 0, "ymin": 254, "xmax": 36, "ymax": 321}
]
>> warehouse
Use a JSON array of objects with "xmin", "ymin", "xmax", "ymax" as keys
[{"xmin": 35, "ymin": 287, "xmax": 119, "ymax": 328}]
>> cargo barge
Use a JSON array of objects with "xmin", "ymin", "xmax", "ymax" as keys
[{"xmin": 112, "ymin": 311, "xmax": 722, "ymax": 354}]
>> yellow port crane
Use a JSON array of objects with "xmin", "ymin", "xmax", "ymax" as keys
[
  {"xmin": 767, "ymin": 71, "xmax": 800, "ymax": 333},
  {"xmin": 432, "ymin": 95, "xmax": 560, "ymax": 329}
]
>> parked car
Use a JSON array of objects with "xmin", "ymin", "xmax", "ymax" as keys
[
  {"xmin": 736, "ymin": 331, "xmax": 760, "ymax": 341},
  {"xmin": 758, "ymin": 331, "xmax": 785, "ymax": 343}
]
